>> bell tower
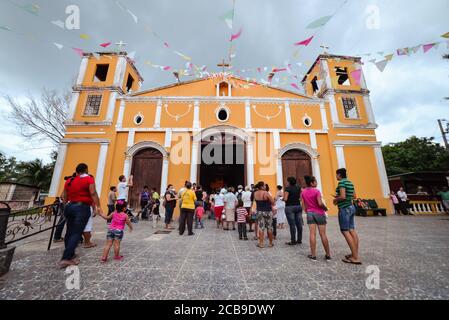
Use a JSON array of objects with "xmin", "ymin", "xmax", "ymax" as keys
[
  {"xmin": 301, "ymin": 54, "xmax": 377, "ymax": 128},
  {"xmin": 66, "ymin": 51, "xmax": 144, "ymax": 124}
]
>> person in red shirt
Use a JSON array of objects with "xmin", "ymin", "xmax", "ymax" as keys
[{"xmin": 59, "ymin": 163, "xmax": 103, "ymax": 268}]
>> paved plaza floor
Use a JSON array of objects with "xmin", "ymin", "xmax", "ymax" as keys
[{"xmin": 1, "ymin": 214, "xmax": 449, "ymax": 300}]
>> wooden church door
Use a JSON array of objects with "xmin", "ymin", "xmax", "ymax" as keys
[{"xmin": 281, "ymin": 149, "xmax": 312, "ymax": 188}]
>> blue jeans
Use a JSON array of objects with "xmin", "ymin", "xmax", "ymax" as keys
[
  {"xmin": 165, "ymin": 206, "xmax": 174, "ymax": 224},
  {"xmin": 285, "ymin": 205, "xmax": 303, "ymax": 243},
  {"xmin": 338, "ymin": 205, "xmax": 356, "ymax": 231},
  {"xmin": 62, "ymin": 203, "xmax": 91, "ymax": 261}
]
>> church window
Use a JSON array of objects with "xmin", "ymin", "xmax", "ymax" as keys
[
  {"xmin": 134, "ymin": 113, "xmax": 144, "ymax": 126},
  {"xmin": 303, "ymin": 115, "xmax": 312, "ymax": 127},
  {"xmin": 126, "ymin": 74, "xmax": 134, "ymax": 93},
  {"xmin": 83, "ymin": 94, "xmax": 102, "ymax": 116},
  {"xmin": 217, "ymin": 81, "xmax": 231, "ymax": 97},
  {"xmin": 335, "ymin": 67, "xmax": 351, "ymax": 86},
  {"xmin": 94, "ymin": 64, "xmax": 109, "ymax": 82},
  {"xmin": 342, "ymin": 97, "xmax": 359, "ymax": 119},
  {"xmin": 216, "ymin": 105, "xmax": 230, "ymax": 122},
  {"xmin": 311, "ymin": 76, "xmax": 319, "ymax": 94}
]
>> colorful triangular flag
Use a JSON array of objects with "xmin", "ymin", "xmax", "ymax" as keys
[
  {"xmin": 397, "ymin": 48, "xmax": 409, "ymax": 56},
  {"xmin": 220, "ymin": 9, "xmax": 234, "ymax": 29},
  {"xmin": 441, "ymin": 32, "xmax": 449, "ymax": 39},
  {"xmin": 0, "ymin": 26, "xmax": 12, "ymax": 32},
  {"xmin": 100, "ymin": 42, "xmax": 111, "ymax": 48},
  {"xmin": 72, "ymin": 48, "xmax": 84, "ymax": 57},
  {"xmin": 53, "ymin": 43, "xmax": 63, "ymax": 50},
  {"xmin": 423, "ymin": 43, "xmax": 436, "ymax": 53},
  {"xmin": 51, "ymin": 20, "xmax": 65, "ymax": 29},
  {"xmin": 294, "ymin": 36, "xmax": 314, "ymax": 46},
  {"xmin": 306, "ymin": 15, "xmax": 333, "ymax": 29},
  {"xmin": 384, "ymin": 54, "xmax": 394, "ymax": 61},
  {"xmin": 230, "ymin": 28, "xmax": 243, "ymax": 41},
  {"xmin": 350, "ymin": 69, "xmax": 362, "ymax": 85},
  {"xmin": 374, "ymin": 59, "xmax": 388, "ymax": 72},
  {"xmin": 80, "ymin": 34, "xmax": 90, "ymax": 40}
]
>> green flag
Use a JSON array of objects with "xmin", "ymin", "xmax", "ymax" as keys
[
  {"xmin": 306, "ymin": 15, "xmax": 333, "ymax": 29},
  {"xmin": 220, "ymin": 9, "xmax": 234, "ymax": 29}
]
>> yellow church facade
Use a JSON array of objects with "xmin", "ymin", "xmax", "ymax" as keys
[{"xmin": 47, "ymin": 51, "xmax": 392, "ymax": 215}]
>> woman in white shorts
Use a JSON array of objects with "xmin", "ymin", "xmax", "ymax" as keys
[{"xmin": 82, "ymin": 207, "xmax": 96, "ymax": 248}]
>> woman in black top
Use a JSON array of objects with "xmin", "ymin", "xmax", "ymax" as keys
[{"xmin": 284, "ymin": 177, "xmax": 303, "ymax": 245}]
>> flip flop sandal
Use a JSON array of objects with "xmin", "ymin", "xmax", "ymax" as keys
[
  {"xmin": 256, "ymin": 244, "xmax": 264, "ymax": 248},
  {"xmin": 83, "ymin": 244, "xmax": 97, "ymax": 249},
  {"xmin": 100, "ymin": 257, "xmax": 107, "ymax": 263},
  {"xmin": 345, "ymin": 254, "xmax": 352, "ymax": 260},
  {"xmin": 268, "ymin": 243, "xmax": 274, "ymax": 248},
  {"xmin": 342, "ymin": 258, "xmax": 362, "ymax": 265}
]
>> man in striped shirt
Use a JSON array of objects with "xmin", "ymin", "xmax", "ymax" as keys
[{"xmin": 333, "ymin": 168, "xmax": 362, "ymax": 265}]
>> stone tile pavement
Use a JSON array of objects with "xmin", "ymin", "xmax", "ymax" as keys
[{"xmin": 1, "ymin": 214, "xmax": 449, "ymax": 300}]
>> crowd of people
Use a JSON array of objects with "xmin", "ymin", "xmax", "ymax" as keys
[{"xmin": 56, "ymin": 163, "xmax": 363, "ymax": 269}]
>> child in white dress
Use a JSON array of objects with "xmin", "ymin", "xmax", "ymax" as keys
[{"xmin": 275, "ymin": 186, "xmax": 286, "ymax": 229}]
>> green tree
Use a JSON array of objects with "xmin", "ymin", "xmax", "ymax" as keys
[
  {"xmin": 0, "ymin": 152, "xmax": 19, "ymax": 182},
  {"xmin": 15, "ymin": 159, "xmax": 53, "ymax": 191},
  {"xmin": 382, "ymin": 136, "xmax": 449, "ymax": 176}
]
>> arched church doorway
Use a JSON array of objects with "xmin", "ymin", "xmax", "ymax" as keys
[
  {"xmin": 198, "ymin": 132, "xmax": 246, "ymax": 193},
  {"xmin": 281, "ymin": 149, "xmax": 312, "ymax": 188},
  {"xmin": 129, "ymin": 148, "xmax": 163, "ymax": 210}
]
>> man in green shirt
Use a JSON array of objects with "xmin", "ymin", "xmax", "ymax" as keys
[
  {"xmin": 437, "ymin": 187, "xmax": 449, "ymax": 213},
  {"xmin": 333, "ymin": 168, "xmax": 361, "ymax": 265}
]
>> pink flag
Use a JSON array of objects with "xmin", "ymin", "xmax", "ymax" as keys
[
  {"xmin": 164, "ymin": 42, "xmax": 170, "ymax": 48},
  {"xmin": 72, "ymin": 47, "xmax": 84, "ymax": 57},
  {"xmin": 230, "ymin": 28, "xmax": 243, "ymax": 41},
  {"xmin": 290, "ymin": 83, "xmax": 300, "ymax": 90},
  {"xmin": 272, "ymin": 68, "xmax": 287, "ymax": 73},
  {"xmin": 350, "ymin": 69, "xmax": 362, "ymax": 85},
  {"xmin": 163, "ymin": 66, "xmax": 171, "ymax": 71},
  {"xmin": 423, "ymin": 43, "xmax": 435, "ymax": 53},
  {"xmin": 257, "ymin": 67, "xmax": 261, "ymax": 73},
  {"xmin": 397, "ymin": 48, "xmax": 409, "ymax": 56},
  {"xmin": 100, "ymin": 42, "xmax": 111, "ymax": 48},
  {"xmin": 294, "ymin": 36, "xmax": 314, "ymax": 46}
]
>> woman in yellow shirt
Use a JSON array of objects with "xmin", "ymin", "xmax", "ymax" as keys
[{"xmin": 179, "ymin": 182, "xmax": 197, "ymax": 236}]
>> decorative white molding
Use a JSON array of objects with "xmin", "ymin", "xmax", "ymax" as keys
[
  {"xmin": 279, "ymin": 142, "xmax": 319, "ymax": 159},
  {"xmin": 246, "ymin": 139, "xmax": 255, "ymax": 186},
  {"xmin": 312, "ymin": 157, "xmax": 323, "ymax": 193},
  {"xmin": 48, "ymin": 143, "xmax": 68, "ymax": 197},
  {"xmin": 336, "ymin": 134, "xmax": 376, "ymax": 137},
  {"xmin": 284, "ymin": 101, "xmax": 292, "ymax": 129},
  {"xmin": 123, "ymin": 157, "xmax": 131, "ymax": 177},
  {"xmin": 321, "ymin": 60, "xmax": 333, "ymax": 90},
  {"xmin": 113, "ymin": 56, "xmax": 127, "ymax": 87},
  {"xmin": 68, "ymin": 92, "xmax": 80, "ymax": 120},
  {"xmin": 327, "ymin": 95, "xmax": 340, "ymax": 125},
  {"xmin": 126, "ymin": 141, "xmax": 168, "ymax": 158},
  {"xmin": 193, "ymin": 125, "xmax": 250, "ymax": 143},
  {"xmin": 65, "ymin": 132, "xmax": 106, "ymax": 135},
  {"xmin": 332, "ymin": 140, "xmax": 382, "ymax": 146},
  {"xmin": 61, "ymin": 138, "xmax": 110, "ymax": 144},
  {"xmin": 273, "ymin": 130, "xmax": 281, "ymax": 150},
  {"xmin": 76, "ymin": 57, "xmax": 89, "ymax": 85},
  {"xmin": 95, "ymin": 143, "xmax": 109, "ymax": 197},
  {"xmin": 245, "ymin": 100, "xmax": 252, "ymax": 128},
  {"xmin": 363, "ymin": 95, "xmax": 376, "ymax": 124},
  {"xmin": 193, "ymin": 100, "xmax": 200, "ymax": 129},
  {"xmin": 65, "ymin": 121, "xmax": 112, "ymax": 127},
  {"xmin": 333, "ymin": 123, "xmax": 378, "ymax": 130},
  {"xmin": 190, "ymin": 141, "xmax": 199, "ymax": 183},
  {"xmin": 309, "ymin": 131, "xmax": 318, "ymax": 149},
  {"xmin": 116, "ymin": 100, "xmax": 126, "ymax": 128},
  {"xmin": 106, "ymin": 92, "xmax": 118, "ymax": 122},
  {"xmin": 276, "ymin": 157, "xmax": 283, "ymax": 187},
  {"xmin": 164, "ymin": 129, "xmax": 172, "ymax": 148},
  {"xmin": 335, "ymin": 145, "xmax": 346, "ymax": 169},
  {"xmin": 127, "ymin": 129, "xmax": 135, "ymax": 148},
  {"xmin": 117, "ymin": 127, "xmax": 328, "ymax": 135},
  {"xmin": 123, "ymin": 95, "xmax": 325, "ymax": 105},
  {"xmin": 374, "ymin": 145, "xmax": 390, "ymax": 198},
  {"xmin": 320, "ymin": 103, "xmax": 329, "ymax": 131},
  {"xmin": 160, "ymin": 158, "xmax": 169, "ymax": 197},
  {"xmin": 154, "ymin": 99, "xmax": 162, "ymax": 128}
]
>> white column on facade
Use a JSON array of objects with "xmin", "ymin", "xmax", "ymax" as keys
[
  {"xmin": 328, "ymin": 95, "xmax": 340, "ymax": 125},
  {"xmin": 374, "ymin": 145, "xmax": 390, "ymax": 197},
  {"xmin": 320, "ymin": 102, "xmax": 329, "ymax": 131},
  {"xmin": 190, "ymin": 140, "xmax": 199, "ymax": 183},
  {"xmin": 154, "ymin": 99, "xmax": 162, "ymax": 128},
  {"xmin": 76, "ymin": 57, "xmax": 89, "ymax": 85},
  {"xmin": 116, "ymin": 99, "xmax": 126, "ymax": 128},
  {"xmin": 312, "ymin": 157, "xmax": 323, "ymax": 193},
  {"xmin": 67, "ymin": 92, "xmax": 80, "ymax": 120},
  {"xmin": 309, "ymin": 131, "xmax": 318, "ymax": 149},
  {"xmin": 123, "ymin": 156, "xmax": 131, "ymax": 177},
  {"xmin": 164, "ymin": 129, "xmax": 172, "ymax": 148},
  {"xmin": 48, "ymin": 143, "xmax": 68, "ymax": 197},
  {"xmin": 106, "ymin": 92, "xmax": 118, "ymax": 122},
  {"xmin": 321, "ymin": 59, "xmax": 333, "ymax": 90},
  {"xmin": 335, "ymin": 145, "xmax": 346, "ymax": 169},
  {"xmin": 127, "ymin": 129, "xmax": 135, "ymax": 148},
  {"xmin": 246, "ymin": 138, "xmax": 255, "ymax": 186},
  {"xmin": 113, "ymin": 56, "xmax": 127, "ymax": 87},
  {"xmin": 284, "ymin": 101, "xmax": 292, "ymax": 130},
  {"xmin": 245, "ymin": 100, "xmax": 252, "ymax": 128},
  {"xmin": 363, "ymin": 95, "xmax": 376, "ymax": 124},
  {"xmin": 193, "ymin": 100, "xmax": 200, "ymax": 129},
  {"xmin": 160, "ymin": 157, "xmax": 169, "ymax": 195},
  {"xmin": 95, "ymin": 143, "xmax": 109, "ymax": 197},
  {"xmin": 273, "ymin": 130, "xmax": 283, "ymax": 187}
]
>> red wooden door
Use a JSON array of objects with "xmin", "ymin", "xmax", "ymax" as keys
[
  {"xmin": 281, "ymin": 149, "xmax": 312, "ymax": 188},
  {"xmin": 129, "ymin": 148, "xmax": 163, "ymax": 210}
]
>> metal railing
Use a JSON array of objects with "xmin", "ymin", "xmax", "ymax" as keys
[{"xmin": 0, "ymin": 201, "xmax": 64, "ymax": 251}]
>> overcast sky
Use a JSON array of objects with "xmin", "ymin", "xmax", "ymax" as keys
[{"xmin": 0, "ymin": 0, "xmax": 448, "ymax": 163}]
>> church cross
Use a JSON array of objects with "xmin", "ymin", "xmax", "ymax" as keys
[
  {"xmin": 320, "ymin": 45, "xmax": 330, "ymax": 54},
  {"xmin": 217, "ymin": 59, "xmax": 230, "ymax": 74},
  {"xmin": 116, "ymin": 41, "xmax": 127, "ymax": 50}
]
